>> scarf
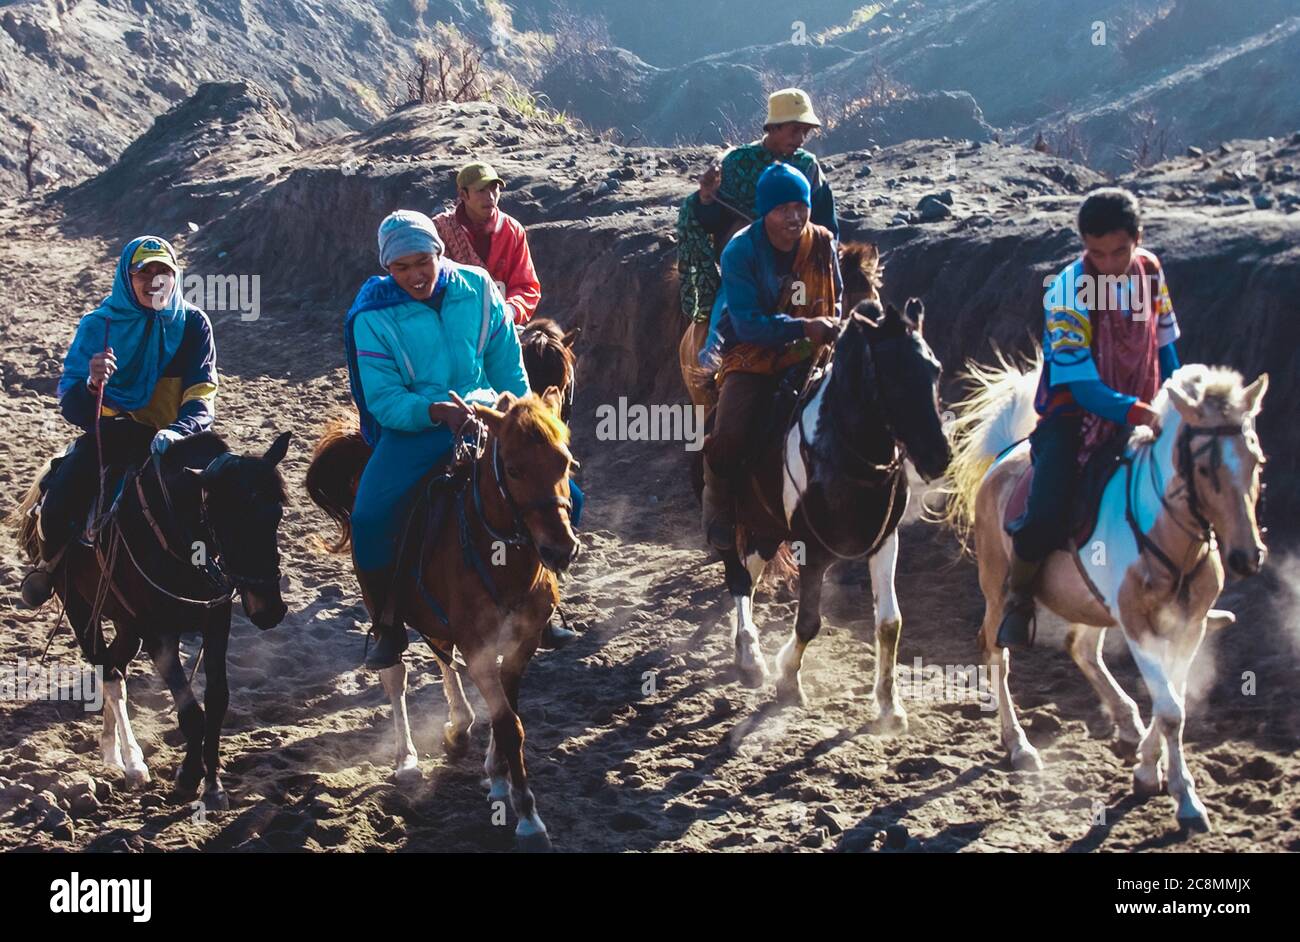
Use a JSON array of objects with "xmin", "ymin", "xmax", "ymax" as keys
[
  {"xmin": 1079, "ymin": 251, "xmax": 1160, "ymax": 465},
  {"xmin": 58, "ymin": 236, "xmax": 190, "ymax": 412},
  {"xmin": 717, "ymin": 224, "xmax": 837, "ymax": 385}
]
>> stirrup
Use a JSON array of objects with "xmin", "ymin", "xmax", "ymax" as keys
[
  {"xmin": 19, "ymin": 566, "xmax": 55, "ymax": 609},
  {"xmin": 995, "ymin": 593, "xmax": 1037, "ymax": 649}
]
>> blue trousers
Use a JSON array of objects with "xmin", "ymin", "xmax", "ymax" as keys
[
  {"xmin": 1008, "ymin": 412, "xmax": 1080, "ymax": 562},
  {"xmin": 352, "ymin": 426, "xmax": 453, "ymax": 572}
]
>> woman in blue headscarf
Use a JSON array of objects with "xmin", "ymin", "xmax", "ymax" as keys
[{"xmin": 21, "ymin": 236, "xmax": 218, "ymax": 607}]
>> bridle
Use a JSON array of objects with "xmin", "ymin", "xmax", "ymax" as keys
[
  {"xmin": 463, "ymin": 417, "xmax": 573, "ymax": 551},
  {"xmin": 1124, "ymin": 421, "xmax": 1252, "ymax": 596}
]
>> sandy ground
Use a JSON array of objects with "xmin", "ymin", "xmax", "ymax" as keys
[{"xmin": 1, "ymin": 206, "xmax": 1297, "ymax": 853}]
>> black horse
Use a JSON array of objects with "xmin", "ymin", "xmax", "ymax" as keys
[
  {"xmin": 16, "ymin": 430, "xmax": 291, "ymax": 809},
  {"xmin": 699, "ymin": 299, "xmax": 951, "ymax": 725}
]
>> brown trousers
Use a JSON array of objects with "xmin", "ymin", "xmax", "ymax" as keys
[{"xmin": 703, "ymin": 371, "xmax": 775, "ymax": 478}]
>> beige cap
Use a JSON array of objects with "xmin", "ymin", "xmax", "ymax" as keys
[{"xmin": 765, "ymin": 88, "xmax": 821, "ymax": 128}]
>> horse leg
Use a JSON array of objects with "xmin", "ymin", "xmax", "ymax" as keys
[
  {"xmin": 466, "ymin": 648, "xmax": 549, "ymax": 852},
  {"xmin": 1125, "ymin": 624, "xmax": 1209, "ymax": 831},
  {"xmin": 200, "ymin": 614, "xmax": 232, "ymax": 809},
  {"xmin": 774, "ymin": 555, "xmax": 828, "ymax": 707},
  {"xmin": 379, "ymin": 660, "xmax": 421, "ymax": 782},
  {"xmin": 869, "ymin": 531, "xmax": 908, "ymax": 734},
  {"xmin": 62, "ymin": 589, "xmax": 124, "ymax": 772},
  {"xmin": 438, "ymin": 656, "xmax": 474, "ymax": 759},
  {"xmin": 976, "ymin": 529, "xmax": 1040, "ymax": 772},
  {"xmin": 724, "ymin": 547, "xmax": 769, "ymax": 687},
  {"xmin": 144, "ymin": 633, "xmax": 206, "ymax": 796},
  {"xmin": 1065, "ymin": 625, "xmax": 1145, "ymax": 759}
]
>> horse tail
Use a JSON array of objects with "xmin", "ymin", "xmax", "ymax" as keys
[
  {"xmin": 929, "ymin": 346, "xmax": 1042, "ymax": 551},
  {"xmin": 9, "ymin": 457, "xmax": 54, "ymax": 562},
  {"xmin": 305, "ymin": 410, "xmax": 371, "ymax": 554}
]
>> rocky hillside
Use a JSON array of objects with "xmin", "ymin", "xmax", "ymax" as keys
[{"xmin": 31, "ymin": 80, "xmax": 1300, "ymax": 524}]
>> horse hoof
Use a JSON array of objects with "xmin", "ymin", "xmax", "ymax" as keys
[
  {"xmin": 1010, "ymin": 746, "xmax": 1043, "ymax": 773},
  {"xmin": 1177, "ymin": 796, "xmax": 1211, "ymax": 833},
  {"xmin": 774, "ymin": 678, "xmax": 807, "ymax": 708},
  {"xmin": 1110, "ymin": 737, "xmax": 1142, "ymax": 764},
  {"xmin": 486, "ymin": 777, "xmax": 510, "ymax": 802},
  {"xmin": 202, "ymin": 788, "xmax": 229, "ymax": 812},
  {"xmin": 173, "ymin": 768, "xmax": 203, "ymax": 797},
  {"xmin": 442, "ymin": 726, "xmax": 471, "ymax": 759},
  {"xmin": 516, "ymin": 830, "xmax": 553, "ymax": 853},
  {"xmin": 1132, "ymin": 766, "xmax": 1165, "ymax": 798},
  {"xmin": 393, "ymin": 758, "xmax": 422, "ymax": 783},
  {"xmin": 872, "ymin": 710, "xmax": 910, "ymax": 736},
  {"xmin": 124, "ymin": 767, "xmax": 151, "ymax": 788}
]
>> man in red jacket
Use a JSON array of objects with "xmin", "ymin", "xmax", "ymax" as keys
[{"xmin": 433, "ymin": 161, "xmax": 541, "ymax": 326}]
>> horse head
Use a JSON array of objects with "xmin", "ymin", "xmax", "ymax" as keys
[
  {"xmin": 838, "ymin": 241, "xmax": 883, "ymax": 312},
  {"xmin": 475, "ymin": 388, "xmax": 580, "ymax": 574},
  {"xmin": 839, "ymin": 298, "xmax": 951, "ymax": 482},
  {"xmin": 185, "ymin": 431, "xmax": 291, "ymax": 628},
  {"xmin": 520, "ymin": 319, "xmax": 579, "ymax": 424},
  {"xmin": 1163, "ymin": 367, "xmax": 1269, "ymax": 579}
]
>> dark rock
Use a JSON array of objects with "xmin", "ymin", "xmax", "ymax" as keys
[{"xmin": 917, "ymin": 194, "xmax": 953, "ymax": 221}]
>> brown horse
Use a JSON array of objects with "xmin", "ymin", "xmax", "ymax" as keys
[
  {"xmin": 13, "ymin": 431, "xmax": 291, "ymax": 810},
  {"xmin": 518, "ymin": 318, "xmax": 580, "ymax": 423},
  {"xmin": 942, "ymin": 357, "xmax": 1268, "ymax": 830},
  {"xmin": 306, "ymin": 390, "xmax": 578, "ymax": 851},
  {"xmin": 677, "ymin": 241, "xmax": 884, "ymax": 410}
]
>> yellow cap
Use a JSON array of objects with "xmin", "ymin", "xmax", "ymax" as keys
[
  {"xmin": 765, "ymin": 88, "xmax": 821, "ymax": 128},
  {"xmin": 128, "ymin": 237, "xmax": 179, "ymax": 273},
  {"xmin": 456, "ymin": 161, "xmax": 504, "ymax": 191}
]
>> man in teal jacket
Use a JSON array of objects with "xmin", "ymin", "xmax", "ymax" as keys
[{"xmin": 345, "ymin": 210, "xmax": 529, "ymax": 669}]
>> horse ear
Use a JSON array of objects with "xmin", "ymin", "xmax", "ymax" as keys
[
  {"xmin": 494, "ymin": 391, "xmax": 517, "ymax": 412},
  {"xmin": 561, "ymin": 327, "xmax": 581, "ymax": 349},
  {"xmin": 1241, "ymin": 373, "xmax": 1268, "ymax": 416},
  {"xmin": 904, "ymin": 298, "xmax": 925, "ymax": 333},
  {"xmin": 850, "ymin": 299, "xmax": 882, "ymax": 328},
  {"xmin": 263, "ymin": 431, "xmax": 291, "ymax": 467},
  {"xmin": 1166, "ymin": 381, "xmax": 1200, "ymax": 423},
  {"xmin": 474, "ymin": 404, "xmax": 506, "ymax": 435},
  {"xmin": 541, "ymin": 385, "xmax": 565, "ymax": 416}
]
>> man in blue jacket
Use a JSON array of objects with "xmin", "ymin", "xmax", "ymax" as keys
[{"xmin": 345, "ymin": 210, "xmax": 529, "ymax": 669}]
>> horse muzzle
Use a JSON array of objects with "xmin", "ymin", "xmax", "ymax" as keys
[
  {"xmin": 1226, "ymin": 545, "xmax": 1266, "ymax": 580},
  {"xmin": 539, "ymin": 540, "xmax": 580, "ymax": 574},
  {"xmin": 242, "ymin": 585, "xmax": 288, "ymax": 630}
]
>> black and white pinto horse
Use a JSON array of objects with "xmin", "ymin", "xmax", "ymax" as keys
[{"xmin": 706, "ymin": 299, "xmax": 951, "ymax": 727}]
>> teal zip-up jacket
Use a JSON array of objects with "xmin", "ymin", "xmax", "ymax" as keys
[{"xmin": 350, "ymin": 261, "xmax": 529, "ymax": 433}]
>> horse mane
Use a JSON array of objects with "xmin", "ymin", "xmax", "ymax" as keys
[
  {"xmin": 519, "ymin": 318, "xmax": 575, "ymax": 394},
  {"xmin": 839, "ymin": 241, "xmax": 883, "ymax": 300},
  {"xmin": 507, "ymin": 394, "xmax": 571, "ymax": 449},
  {"xmin": 1156, "ymin": 364, "xmax": 1248, "ymax": 418}
]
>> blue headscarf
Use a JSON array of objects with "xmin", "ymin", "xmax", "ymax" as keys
[
  {"xmin": 58, "ymin": 236, "xmax": 191, "ymax": 412},
  {"xmin": 343, "ymin": 264, "xmax": 449, "ymax": 445}
]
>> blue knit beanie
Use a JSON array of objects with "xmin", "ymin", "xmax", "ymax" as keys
[
  {"xmin": 377, "ymin": 210, "xmax": 444, "ymax": 268},
  {"xmin": 755, "ymin": 163, "xmax": 811, "ymax": 218}
]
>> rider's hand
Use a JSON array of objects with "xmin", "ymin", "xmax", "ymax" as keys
[
  {"xmin": 698, "ymin": 163, "xmax": 721, "ymax": 205},
  {"xmin": 151, "ymin": 429, "xmax": 183, "ymax": 455},
  {"xmin": 88, "ymin": 348, "xmax": 116, "ymax": 390},
  {"xmin": 1129, "ymin": 402, "xmax": 1162, "ymax": 435},
  {"xmin": 802, "ymin": 317, "xmax": 840, "ymax": 347},
  {"xmin": 429, "ymin": 391, "xmax": 475, "ymax": 431}
]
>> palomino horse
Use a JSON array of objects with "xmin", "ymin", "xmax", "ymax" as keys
[
  {"xmin": 306, "ymin": 390, "xmax": 578, "ymax": 851},
  {"xmin": 14, "ymin": 431, "xmax": 291, "ymax": 809},
  {"xmin": 942, "ymin": 356, "xmax": 1268, "ymax": 830},
  {"xmin": 678, "ymin": 242, "xmax": 884, "ymax": 411},
  {"xmin": 698, "ymin": 299, "xmax": 951, "ymax": 728}
]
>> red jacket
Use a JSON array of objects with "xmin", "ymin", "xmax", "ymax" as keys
[{"xmin": 433, "ymin": 206, "xmax": 541, "ymax": 325}]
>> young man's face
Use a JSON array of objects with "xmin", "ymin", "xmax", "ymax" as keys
[
  {"xmin": 387, "ymin": 252, "xmax": 439, "ymax": 300},
  {"xmin": 130, "ymin": 261, "xmax": 176, "ymax": 310},
  {"xmin": 461, "ymin": 181, "xmax": 502, "ymax": 223},
  {"xmin": 1082, "ymin": 229, "xmax": 1141, "ymax": 277},
  {"xmin": 765, "ymin": 122, "xmax": 816, "ymax": 157},
  {"xmin": 764, "ymin": 200, "xmax": 810, "ymax": 246}
]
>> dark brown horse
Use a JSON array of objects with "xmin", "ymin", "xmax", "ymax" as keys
[
  {"xmin": 518, "ymin": 318, "xmax": 580, "ymax": 423},
  {"xmin": 306, "ymin": 390, "xmax": 578, "ymax": 851},
  {"xmin": 13, "ymin": 431, "xmax": 291, "ymax": 809}
]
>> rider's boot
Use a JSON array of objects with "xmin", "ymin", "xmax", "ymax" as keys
[
  {"xmin": 701, "ymin": 459, "xmax": 736, "ymax": 552},
  {"xmin": 19, "ymin": 528, "xmax": 61, "ymax": 609},
  {"xmin": 995, "ymin": 552, "xmax": 1042, "ymax": 649},
  {"xmin": 358, "ymin": 564, "xmax": 407, "ymax": 670}
]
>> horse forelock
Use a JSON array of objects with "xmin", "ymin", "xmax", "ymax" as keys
[
  {"xmin": 1158, "ymin": 364, "xmax": 1251, "ymax": 423},
  {"xmin": 505, "ymin": 395, "xmax": 571, "ymax": 451}
]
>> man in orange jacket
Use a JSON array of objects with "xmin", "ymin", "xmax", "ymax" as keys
[{"xmin": 433, "ymin": 162, "xmax": 541, "ymax": 326}]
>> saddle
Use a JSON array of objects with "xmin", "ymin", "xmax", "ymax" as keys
[
  {"xmin": 1003, "ymin": 432, "xmax": 1130, "ymax": 549},
  {"xmin": 36, "ymin": 447, "xmax": 134, "ymax": 546}
]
